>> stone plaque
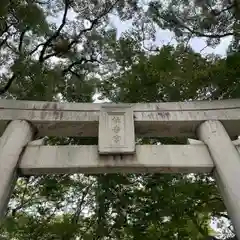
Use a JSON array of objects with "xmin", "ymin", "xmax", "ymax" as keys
[{"xmin": 98, "ymin": 105, "xmax": 135, "ymax": 154}]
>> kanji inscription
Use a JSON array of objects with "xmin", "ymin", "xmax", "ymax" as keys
[{"xmin": 98, "ymin": 105, "xmax": 135, "ymax": 154}]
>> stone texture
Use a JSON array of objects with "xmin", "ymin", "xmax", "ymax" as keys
[
  {"xmin": 198, "ymin": 120, "xmax": 240, "ymax": 239},
  {"xmin": 98, "ymin": 105, "xmax": 135, "ymax": 154},
  {"xmin": 19, "ymin": 144, "xmax": 214, "ymax": 175},
  {"xmin": 0, "ymin": 120, "xmax": 33, "ymax": 219},
  {"xmin": 0, "ymin": 99, "xmax": 240, "ymax": 137}
]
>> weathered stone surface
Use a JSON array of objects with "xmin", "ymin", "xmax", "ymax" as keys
[
  {"xmin": 98, "ymin": 105, "xmax": 135, "ymax": 154},
  {"xmin": 0, "ymin": 120, "xmax": 33, "ymax": 219},
  {"xmin": 1, "ymin": 99, "xmax": 240, "ymax": 137},
  {"xmin": 19, "ymin": 144, "xmax": 214, "ymax": 175},
  {"xmin": 198, "ymin": 120, "xmax": 240, "ymax": 238}
]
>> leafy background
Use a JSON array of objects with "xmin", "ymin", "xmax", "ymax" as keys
[{"xmin": 0, "ymin": 0, "xmax": 240, "ymax": 239}]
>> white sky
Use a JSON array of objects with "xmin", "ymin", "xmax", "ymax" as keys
[
  {"xmin": 110, "ymin": 15, "xmax": 231, "ymax": 56},
  {"xmin": 56, "ymin": 7, "xmax": 231, "ymax": 57}
]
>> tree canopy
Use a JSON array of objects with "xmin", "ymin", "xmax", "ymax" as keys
[{"xmin": 0, "ymin": 0, "xmax": 239, "ymax": 239}]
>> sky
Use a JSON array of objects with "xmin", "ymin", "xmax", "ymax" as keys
[
  {"xmin": 61, "ymin": 6, "xmax": 232, "ymax": 57},
  {"xmin": 109, "ymin": 14, "xmax": 232, "ymax": 56},
  {"xmin": 92, "ymin": 13, "xmax": 232, "ymax": 103}
]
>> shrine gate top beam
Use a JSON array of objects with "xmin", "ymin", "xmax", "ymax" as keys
[{"xmin": 0, "ymin": 99, "xmax": 240, "ymax": 137}]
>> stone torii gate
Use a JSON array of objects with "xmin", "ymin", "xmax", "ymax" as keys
[{"xmin": 0, "ymin": 99, "xmax": 240, "ymax": 236}]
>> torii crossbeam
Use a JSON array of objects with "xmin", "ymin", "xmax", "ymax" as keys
[{"xmin": 0, "ymin": 99, "xmax": 240, "ymax": 237}]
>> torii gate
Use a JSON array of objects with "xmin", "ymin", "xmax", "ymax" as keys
[{"xmin": 0, "ymin": 99, "xmax": 240, "ymax": 236}]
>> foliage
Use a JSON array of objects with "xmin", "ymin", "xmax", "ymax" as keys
[
  {"xmin": 0, "ymin": 0, "xmax": 239, "ymax": 240},
  {"xmin": 147, "ymin": 0, "xmax": 240, "ymax": 51}
]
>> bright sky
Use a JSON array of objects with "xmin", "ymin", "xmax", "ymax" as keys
[
  {"xmin": 57, "ymin": 7, "xmax": 232, "ymax": 57},
  {"xmin": 110, "ymin": 14, "xmax": 232, "ymax": 56}
]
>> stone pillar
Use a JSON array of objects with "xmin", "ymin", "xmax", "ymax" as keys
[
  {"xmin": 0, "ymin": 120, "xmax": 34, "ymax": 219},
  {"xmin": 197, "ymin": 120, "xmax": 240, "ymax": 238}
]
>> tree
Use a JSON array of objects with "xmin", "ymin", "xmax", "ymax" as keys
[
  {"xmin": 0, "ymin": 0, "xmax": 239, "ymax": 239},
  {"xmin": 147, "ymin": 0, "xmax": 240, "ymax": 52},
  {"xmin": 0, "ymin": 0, "xmax": 239, "ymax": 98},
  {"xmin": 99, "ymin": 43, "xmax": 239, "ymax": 239},
  {"xmin": 0, "ymin": 0, "xmax": 140, "ymax": 100},
  {"xmin": 1, "ymin": 43, "xmax": 238, "ymax": 239}
]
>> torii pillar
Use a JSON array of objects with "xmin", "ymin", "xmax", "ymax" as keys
[
  {"xmin": 0, "ymin": 120, "xmax": 34, "ymax": 219},
  {"xmin": 198, "ymin": 120, "xmax": 240, "ymax": 237}
]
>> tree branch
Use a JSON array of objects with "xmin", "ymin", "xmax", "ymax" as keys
[
  {"xmin": 69, "ymin": 0, "xmax": 120, "ymax": 48},
  {"xmin": 42, "ymin": 52, "xmax": 57, "ymax": 61},
  {"xmin": 211, "ymin": 4, "xmax": 235, "ymax": 17},
  {"xmin": 40, "ymin": 0, "xmax": 119, "ymax": 62},
  {"xmin": 0, "ymin": 22, "xmax": 12, "ymax": 49},
  {"xmin": 68, "ymin": 69, "xmax": 82, "ymax": 78},
  {"xmin": 35, "ymin": 0, "xmax": 50, "ymax": 4},
  {"xmin": 5, "ymin": 41, "xmax": 15, "ymax": 52},
  {"xmin": 151, "ymin": 4, "xmax": 234, "ymax": 39},
  {"xmin": 62, "ymin": 56, "xmax": 100, "ymax": 75},
  {"xmin": 214, "ymin": 212, "xmax": 230, "ymax": 220},
  {"xmin": 0, "ymin": 74, "xmax": 16, "ymax": 95},
  {"xmin": 0, "ymin": 28, "xmax": 30, "ymax": 95},
  {"xmin": 29, "ymin": 43, "xmax": 45, "ymax": 55},
  {"xmin": 71, "ymin": 183, "xmax": 93, "ymax": 224},
  {"xmin": 18, "ymin": 28, "xmax": 29, "ymax": 53},
  {"xmin": 175, "ymin": 14, "xmax": 234, "ymax": 38},
  {"xmin": 39, "ymin": 0, "xmax": 70, "ymax": 62},
  {"xmin": 0, "ymin": 21, "xmax": 12, "ymax": 36},
  {"xmin": 11, "ymin": 177, "xmax": 31, "ymax": 217},
  {"xmin": 0, "ymin": 35, "xmax": 9, "ymax": 48},
  {"xmin": 62, "ymin": 59, "xmax": 86, "ymax": 75}
]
